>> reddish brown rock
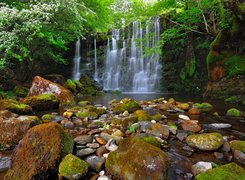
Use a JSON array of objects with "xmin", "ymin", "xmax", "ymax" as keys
[
  {"xmin": 28, "ymin": 76, "xmax": 74, "ymax": 104},
  {"xmin": 188, "ymin": 107, "xmax": 201, "ymax": 115},
  {"xmin": 181, "ymin": 120, "xmax": 202, "ymax": 133},
  {"xmin": 0, "ymin": 110, "xmax": 39, "ymax": 150}
]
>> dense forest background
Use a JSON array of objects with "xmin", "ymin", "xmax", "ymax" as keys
[{"xmin": 0, "ymin": 0, "xmax": 244, "ymax": 101}]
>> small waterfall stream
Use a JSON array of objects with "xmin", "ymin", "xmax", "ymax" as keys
[
  {"xmin": 103, "ymin": 17, "xmax": 162, "ymax": 92},
  {"xmin": 72, "ymin": 39, "xmax": 81, "ymax": 80},
  {"xmin": 93, "ymin": 38, "xmax": 99, "ymax": 82}
]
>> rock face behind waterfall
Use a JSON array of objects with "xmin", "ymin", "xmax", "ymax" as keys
[
  {"xmin": 28, "ymin": 76, "xmax": 74, "ymax": 104},
  {"xmin": 4, "ymin": 122, "xmax": 74, "ymax": 180}
]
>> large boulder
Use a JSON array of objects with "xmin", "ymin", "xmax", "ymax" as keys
[
  {"xmin": 112, "ymin": 98, "xmax": 140, "ymax": 114},
  {"xmin": 20, "ymin": 94, "xmax": 59, "ymax": 111},
  {"xmin": 0, "ymin": 99, "xmax": 32, "ymax": 114},
  {"xmin": 28, "ymin": 76, "xmax": 74, "ymax": 104},
  {"xmin": 196, "ymin": 163, "xmax": 245, "ymax": 180},
  {"xmin": 0, "ymin": 110, "xmax": 39, "ymax": 150},
  {"xmin": 186, "ymin": 133, "xmax": 223, "ymax": 151},
  {"xmin": 105, "ymin": 137, "xmax": 169, "ymax": 180},
  {"xmin": 5, "ymin": 122, "xmax": 74, "ymax": 180}
]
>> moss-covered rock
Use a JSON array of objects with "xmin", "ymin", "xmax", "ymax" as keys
[
  {"xmin": 230, "ymin": 140, "xmax": 245, "ymax": 153},
  {"xmin": 76, "ymin": 111, "xmax": 98, "ymax": 120},
  {"xmin": 225, "ymin": 96, "xmax": 240, "ymax": 104},
  {"xmin": 14, "ymin": 86, "xmax": 29, "ymax": 98},
  {"xmin": 151, "ymin": 113, "xmax": 162, "ymax": 121},
  {"xmin": 194, "ymin": 102, "xmax": 213, "ymax": 112},
  {"xmin": 105, "ymin": 138, "xmax": 169, "ymax": 180},
  {"xmin": 134, "ymin": 110, "xmax": 151, "ymax": 121},
  {"xmin": 226, "ymin": 108, "xmax": 242, "ymax": 117},
  {"xmin": 78, "ymin": 101, "xmax": 90, "ymax": 107},
  {"xmin": 41, "ymin": 114, "xmax": 55, "ymax": 121},
  {"xmin": 0, "ymin": 110, "xmax": 40, "ymax": 150},
  {"xmin": 59, "ymin": 154, "xmax": 89, "ymax": 179},
  {"xmin": 111, "ymin": 115, "xmax": 137, "ymax": 128},
  {"xmin": 134, "ymin": 136, "xmax": 161, "ymax": 148},
  {"xmin": 196, "ymin": 163, "xmax": 245, "ymax": 180},
  {"xmin": 113, "ymin": 99, "xmax": 140, "ymax": 114},
  {"xmin": 64, "ymin": 79, "xmax": 77, "ymax": 94},
  {"xmin": 0, "ymin": 99, "xmax": 32, "ymax": 114},
  {"xmin": 20, "ymin": 94, "xmax": 59, "ymax": 111},
  {"xmin": 177, "ymin": 103, "xmax": 190, "ymax": 110},
  {"xmin": 5, "ymin": 122, "xmax": 74, "ymax": 180},
  {"xmin": 186, "ymin": 133, "xmax": 223, "ymax": 151}
]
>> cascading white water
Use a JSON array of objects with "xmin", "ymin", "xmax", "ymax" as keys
[
  {"xmin": 93, "ymin": 38, "xmax": 99, "ymax": 82},
  {"xmin": 72, "ymin": 39, "xmax": 81, "ymax": 80},
  {"xmin": 103, "ymin": 17, "xmax": 162, "ymax": 92}
]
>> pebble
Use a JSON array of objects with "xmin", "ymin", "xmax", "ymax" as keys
[
  {"xmin": 138, "ymin": 121, "xmax": 151, "ymax": 132},
  {"xmin": 0, "ymin": 157, "xmax": 11, "ymax": 172},
  {"xmin": 86, "ymin": 143, "xmax": 100, "ymax": 149},
  {"xmin": 85, "ymin": 155, "xmax": 105, "ymax": 172},
  {"xmin": 74, "ymin": 135, "xmax": 93, "ymax": 145},
  {"xmin": 176, "ymin": 131, "xmax": 188, "ymax": 141},
  {"xmin": 96, "ymin": 146, "xmax": 109, "ymax": 157},
  {"xmin": 96, "ymin": 137, "xmax": 107, "ymax": 145},
  {"xmin": 112, "ymin": 130, "xmax": 124, "ymax": 137},
  {"xmin": 233, "ymin": 150, "xmax": 245, "ymax": 164},
  {"xmin": 191, "ymin": 162, "xmax": 213, "ymax": 176},
  {"xmin": 98, "ymin": 175, "xmax": 110, "ymax": 180},
  {"xmin": 209, "ymin": 123, "xmax": 232, "ymax": 129},
  {"xmin": 76, "ymin": 148, "xmax": 96, "ymax": 157},
  {"xmin": 214, "ymin": 152, "xmax": 224, "ymax": 159},
  {"xmin": 222, "ymin": 142, "xmax": 231, "ymax": 152},
  {"xmin": 105, "ymin": 139, "xmax": 118, "ymax": 152},
  {"xmin": 88, "ymin": 129, "xmax": 103, "ymax": 135},
  {"xmin": 178, "ymin": 114, "xmax": 190, "ymax": 121},
  {"xmin": 122, "ymin": 111, "xmax": 129, "ymax": 116},
  {"xmin": 151, "ymin": 120, "xmax": 156, "ymax": 123}
]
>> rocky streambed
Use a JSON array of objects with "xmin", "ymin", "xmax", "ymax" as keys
[{"xmin": 0, "ymin": 76, "xmax": 245, "ymax": 180}]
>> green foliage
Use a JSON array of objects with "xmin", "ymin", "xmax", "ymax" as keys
[
  {"xmin": 224, "ymin": 56, "xmax": 245, "ymax": 77},
  {"xmin": 189, "ymin": 58, "xmax": 196, "ymax": 77}
]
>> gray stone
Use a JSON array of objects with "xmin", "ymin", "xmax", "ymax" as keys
[
  {"xmin": 0, "ymin": 157, "xmax": 11, "ymax": 172},
  {"xmin": 86, "ymin": 143, "xmax": 100, "ymax": 149},
  {"xmin": 85, "ymin": 155, "xmax": 105, "ymax": 172},
  {"xmin": 76, "ymin": 148, "xmax": 96, "ymax": 157},
  {"xmin": 74, "ymin": 135, "xmax": 93, "ymax": 145},
  {"xmin": 191, "ymin": 162, "xmax": 213, "ymax": 176}
]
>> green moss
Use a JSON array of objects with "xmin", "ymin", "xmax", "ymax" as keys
[
  {"xmin": 96, "ymin": 107, "xmax": 107, "ymax": 116},
  {"xmin": 41, "ymin": 114, "xmax": 55, "ymax": 121},
  {"xmin": 194, "ymin": 102, "xmax": 213, "ymax": 112},
  {"xmin": 135, "ymin": 136, "xmax": 161, "ymax": 148},
  {"xmin": 225, "ymin": 96, "xmax": 240, "ymax": 103},
  {"xmin": 74, "ymin": 80, "xmax": 84, "ymax": 92},
  {"xmin": 65, "ymin": 79, "xmax": 77, "ymax": 93},
  {"xmin": 59, "ymin": 154, "xmax": 88, "ymax": 179},
  {"xmin": 224, "ymin": 56, "xmax": 245, "ymax": 77},
  {"xmin": 151, "ymin": 113, "xmax": 162, "ymax": 121},
  {"xmin": 78, "ymin": 101, "xmax": 90, "ymax": 106},
  {"xmin": 134, "ymin": 110, "xmax": 151, "ymax": 121},
  {"xmin": 113, "ymin": 90, "xmax": 122, "ymax": 94},
  {"xmin": 76, "ymin": 111, "xmax": 98, "ymax": 119},
  {"xmin": 0, "ymin": 90, "xmax": 16, "ymax": 99},
  {"xmin": 61, "ymin": 133, "xmax": 74, "ymax": 157},
  {"xmin": 226, "ymin": 108, "xmax": 242, "ymax": 117},
  {"xmin": 0, "ymin": 99, "xmax": 32, "ymax": 114},
  {"xmin": 196, "ymin": 163, "xmax": 245, "ymax": 180},
  {"xmin": 230, "ymin": 140, "xmax": 245, "ymax": 153},
  {"xmin": 85, "ymin": 87, "xmax": 96, "ymax": 95},
  {"xmin": 14, "ymin": 86, "xmax": 29, "ymax": 98},
  {"xmin": 113, "ymin": 99, "xmax": 140, "ymax": 113}
]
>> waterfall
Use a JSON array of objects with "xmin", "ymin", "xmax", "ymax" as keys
[
  {"xmin": 72, "ymin": 39, "xmax": 81, "ymax": 80},
  {"xmin": 103, "ymin": 17, "xmax": 162, "ymax": 92},
  {"xmin": 94, "ymin": 38, "xmax": 99, "ymax": 82}
]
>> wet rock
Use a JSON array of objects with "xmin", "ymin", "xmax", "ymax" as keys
[
  {"xmin": 86, "ymin": 143, "xmax": 100, "ymax": 149},
  {"xmin": 134, "ymin": 136, "xmax": 161, "ymax": 148},
  {"xmin": 111, "ymin": 115, "xmax": 137, "ymax": 128},
  {"xmin": 74, "ymin": 135, "xmax": 93, "ymax": 145},
  {"xmin": 20, "ymin": 94, "xmax": 59, "ymax": 111},
  {"xmin": 28, "ymin": 76, "xmax": 74, "ymax": 104},
  {"xmin": 76, "ymin": 148, "xmax": 96, "ymax": 157},
  {"xmin": 85, "ymin": 155, "xmax": 105, "ymax": 172},
  {"xmin": 139, "ymin": 121, "xmax": 151, "ymax": 132},
  {"xmin": 233, "ymin": 150, "xmax": 245, "ymax": 164},
  {"xmin": 106, "ymin": 137, "xmax": 169, "ymax": 180},
  {"xmin": 0, "ymin": 157, "xmax": 11, "ymax": 172},
  {"xmin": 88, "ymin": 129, "xmax": 103, "ymax": 135},
  {"xmin": 148, "ymin": 123, "xmax": 169, "ymax": 139},
  {"xmin": 173, "ymin": 107, "xmax": 185, "ymax": 113},
  {"xmin": 177, "ymin": 103, "xmax": 190, "ymax": 110},
  {"xmin": 112, "ymin": 98, "xmax": 140, "ymax": 113},
  {"xmin": 194, "ymin": 102, "xmax": 213, "ymax": 112},
  {"xmin": 159, "ymin": 104, "xmax": 171, "ymax": 111},
  {"xmin": 76, "ymin": 111, "xmax": 98, "ymax": 120},
  {"xmin": 59, "ymin": 154, "xmax": 89, "ymax": 179},
  {"xmin": 178, "ymin": 114, "xmax": 190, "ymax": 121},
  {"xmin": 226, "ymin": 108, "xmax": 242, "ymax": 117},
  {"xmin": 122, "ymin": 111, "xmax": 129, "ymax": 116},
  {"xmin": 209, "ymin": 123, "xmax": 232, "ymax": 129},
  {"xmin": 0, "ymin": 110, "xmax": 39, "ymax": 150},
  {"xmin": 196, "ymin": 163, "xmax": 245, "ymax": 179},
  {"xmin": 222, "ymin": 142, "xmax": 231, "ymax": 152},
  {"xmin": 168, "ymin": 98, "xmax": 175, "ymax": 105},
  {"xmin": 96, "ymin": 137, "xmax": 107, "ymax": 145},
  {"xmin": 111, "ymin": 130, "xmax": 124, "ymax": 137},
  {"xmin": 181, "ymin": 120, "xmax": 201, "ymax": 133},
  {"xmin": 151, "ymin": 113, "xmax": 162, "ymax": 121},
  {"xmin": 188, "ymin": 107, "xmax": 201, "ymax": 115},
  {"xmin": 96, "ymin": 146, "xmax": 109, "ymax": 157},
  {"xmin": 176, "ymin": 131, "xmax": 188, "ymax": 141},
  {"xmin": 0, "ymin": 99, "xmax": 32, "ymax": 114},
  {"xmin": 5, "ymin": 122, "xmax": 74, "ymax": 180},
  {"xmin": 105, "ymin": 139, "xmax": 118, "ymax": 152},
  {"xmin": 214, "ymin": 152, "xmax": 224, "ymax": 159},
  {"xmin": 63, "ymin": 111, "xmax": 74, "ymax": 119},
  {"xmin": 192, "ymin": 162, "xmax": 213, "ymax": 176},
  {"xmin": 186, "ymin": 133, "xmax": 224, "ymax": 151},
  {"xmin": 134, "ymin": 110, "xmax": 151, "ymax": 121},
  {"xmin": 14, "ymin": 86, "xmax": 29, "ymax": 98},
  {"xmin": 230, "ymin": 140, "xmax": 245, "ymax": 152},
  {"xmin": 61, "ymin": 120, "xmax": 74, "ymax": 129},
  {"xmin": 100, "ymin": 132, "xmax": 123, "ymax": 143}
]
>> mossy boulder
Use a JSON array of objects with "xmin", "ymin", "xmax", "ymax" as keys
[
  {"xmin": 28, "ymin": 76, "xmax": 74, "ymax": 104},
  {"xmin": 0, "ymin": 99, "xmax": 32, "ymax": 114},
  {"xmin": 20, "ymin": 94, "xmax": 59, "ymax": 111},
  {"xmin": 0, "ymin": 110, "xmax": 39, "ymax": 150},
  {"xmin": 78, "ymin": 101, "xmax": 90, "ymax": 107},
  {"xmin": 186, "ymin": 133, "xmax": 223, "ymax": 151},
  {"xmin": 134, "ymin": 110, "xmax": 151, "ymax": 121},
  {"xmin": 196, "ymin": 163, "xmax": 245, "ymax": 180},
  {"xmin": 177, "ymin": 103, "xmax": 190, "ymax": 110},
  {"xmin": 134, "ymin": 136, "xmax": 161, "ymax": 148},
  {"xmin": 14, "ymin": 86, "xmax": 29, "ymax": 98},
  {"xmin": 230, "ymin": 140, "xmax": 245, "ymax": 153},
  {"xmin": 41, "ymin": 114, "xmax": 55, "ymax": 121},
  {"xmin": 64, "ymin": 79, "xmax": 77, "ymax": 94},
  {"xmin": 226, "ymin": 108, "xmax": 242, "ymax": 117},
  {"xmin": 59, "ymin": 154, "xmax": 89, "ymax": 179},
  {"xmin": 113, "ymin": 99, "xmax": 140, "ymax": 114},
  {"xmin": 111, "ymin": 115, "xmax": 137, "ymax": 128},
  {"xmin": 5, "ymin": 122, "xmax": 74, "ymax": 180},
  {"xmin": 225, "ymin": 96, "xmax": 240, "ymax": 104},
  {"xmin": 194, "ymin": 102, "xmax": 213, "ymax": 112},
  {"xmin": 105, "ymin": 137, "xmax": 169, "ymax": 180},
  {"xmin": 76, "ymin": 111, "xmax": 98, "ymax": 120}
]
